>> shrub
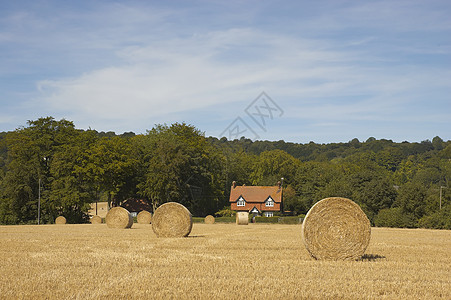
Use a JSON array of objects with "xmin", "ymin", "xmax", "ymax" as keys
[
  {"xmin": 418, "ymin": 206, "xmax": 451, "ymax": 229},
  {"xmin": 279, "ymin": 216, "xmax": 303, "ymax": 224},
  {"xmin": 374, "ymin": 207, "xmax": 416, "ymax": 228},
  {"xmin": 253, "ymin": 216, "xmax": 303, "ymax": 224},
  {"xmin": 215, "ymin": 206, "xmax": 235, "ymax": 217},
  {"xmin": 214, "ymin": 217, "xmax": 236, "ymax": 223},
  {"xmin": 254, "ymin": 216, "xmax": 279, "ymax": 223}
]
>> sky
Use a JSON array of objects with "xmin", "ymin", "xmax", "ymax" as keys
[{"xmin": 0, "ymin": 0, "xmax": 450, "ymax": 143}]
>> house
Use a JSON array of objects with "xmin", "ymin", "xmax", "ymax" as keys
[
  {"xmin": 88, "ymin": 199, "xmax": 152, "ymax": 218},
  {"xmin": 229, "ymin": 181, "xmax": 282, "ymax": 217},
  {"xmin": 120, "ymin": 198, "xmax": 153, "ymax": 217}
]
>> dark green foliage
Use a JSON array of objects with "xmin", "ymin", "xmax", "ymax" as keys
[
  {"xmin": 215, "ymin": 206, "xmax": 236, "ymax": 217},
  {"xmin": 278, "ymin": 216, "xmax": 303, "ymax": 224},
  {"xmin": 214, "ymin": 216, "xmax": 236, "ymax": 223},
  {"xmin": 394, "ymin": 182, "xmax": 428, "ymax": 219},
  {"xmin": 1, "ymin": 117, "xmax": 450, "ymax": 228},
  {"xmin": 374, "ymin": 207, "xmax": 417, "ymax": 228},
  {"xmin": 254, "ymin": 216, "xmax": 279, "ymax": 223},
  {"xmin": 192, "ymin": 216, "xmax": 237, "ymax": 223},
  {"xmin": 136, "ymin": 123, "xmax": 225, "ymax": 216},
  {"xmin": 253, "ymin": 216, "xmax": 302, "ymax": 224},
  {"xmin": 418, "ymin": 206, "xmax": 451, "ymax": 229}
]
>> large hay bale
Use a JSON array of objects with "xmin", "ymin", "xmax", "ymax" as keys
[
  {"xmin": 152, "ymin": 202, "xmax": 192, "ymax": 238},
  {"xmin": 236, "ymin": 212, "xmax": 249, "ymax": 225},
  {"xmin": 137, "ymin": 210, "xmax": 152, "ymax": 224},
  {"xmin": 302, "ymin": 197, "xmax": 371, "ymax": 261},
  {"xmin": 105, "ymin": 207, "xmax": 133, "ymax": 229},
  {"xmin": 55, "ymin": 216, "xmax": 66, "ymax": 224},
  {"xmin": 204, "ymin": 215, "xmax": 215, "ymax": 224},
  {"xmin": 90, "ymin": 215, "xmax": 102, "ymax": 224}
]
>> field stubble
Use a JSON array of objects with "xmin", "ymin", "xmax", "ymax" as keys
[{"xmin": 0, "ymin": 224, "xmax": 449, "ymax": 299}]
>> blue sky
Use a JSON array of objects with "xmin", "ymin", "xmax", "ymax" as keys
[{"xmin": 1, "ymin": 0, "xmax": 450, "ymax": 143}]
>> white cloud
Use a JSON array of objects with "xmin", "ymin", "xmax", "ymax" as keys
[
  {"xmin": 1, "ymin": 0, "xmax": 449, "ymax": 140},
  {"xmin": 34, "ymin": 22, "xmax": 451, "ymax": 134}
]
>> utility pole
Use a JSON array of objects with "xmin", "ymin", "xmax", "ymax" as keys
[
  {"xmin": 38, "ymin": 178, "xmax": 41, "ymax": 225},
  {"xmin": 280, "ymin": 177, "xmax": 284, "ymax": 213},
  {"xmin": 439, "ymin": 186, "xmax": 447, "ymax": 210}
]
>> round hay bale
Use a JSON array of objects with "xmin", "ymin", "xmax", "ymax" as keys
[
  {"xmin": 137, "ymin": 210, "xmax": 152, "ymax": 224},
  {"xmin": 105, "ymin": 207, "xmax": 133, "ymax": 229},
  {"xmin": 90, "ymin": 215, "xmax": 102, "ymax": 224},
  {"xmin": 55, "ymin": 216, "xmax": 66, "ymax": 224},
  {"xmin": 204, "ymin": 215, "xmax": 215, "ymax": 224},
  {"xmin": 236, "ymin": 212, "xmax": 249, "ymax": 225},
  {"xmin": 152, "ymin": 202, "xmax": 192, "ymax": 238},
  {"xmin": 302, "ymin": 197, "xmax": 371, "ymax": 261}
]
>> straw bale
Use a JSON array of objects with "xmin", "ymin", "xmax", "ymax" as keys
[
  {"xmin": 105, "ymin": 207, "xmax": 133, "ymax": 229},
  {"xmin": 204, "ymin": 215, "xmax": 215, "ymax": 224},
  {"xmin": 302, "ymin": 197, "xmax": 371, "ymax": 261},
  {"xmin": 152, "ymin": 202, "xmax": 192, "ymax": 238},
  {"xmin": 55, "ymin": 216, "xmax": 66, "ymax": 224},
  {"xmin": 236, "ymin": 212, "xmax": 249, "ymax": 225},
  {"xmin": 137, "ymin": 210, "xmax": 152, "ymax": 224},
  {"xmin": 90, "ymin": 215, "xmax": 102, "ymax": 224}
]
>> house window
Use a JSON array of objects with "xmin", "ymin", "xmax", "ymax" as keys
[
  {"xmin": 237, "ymin": 196, "xmax": 246, "ymax": 206},
  {"xmin": 264, "ymin": 212, "xmax": 273, "ymax": 217},
  {"xmin": 265, "ymin": 196, "xmax": 274, "ymax": 207}
]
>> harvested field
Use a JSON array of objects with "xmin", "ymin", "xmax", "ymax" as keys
[{"xmin": 0, "ymin": 224, "xmax": 449, "ymax": 299}]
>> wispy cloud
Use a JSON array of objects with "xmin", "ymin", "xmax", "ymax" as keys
[{"xmin": 0, "ymin": 0, "xmax": 450, "ymax": 142}]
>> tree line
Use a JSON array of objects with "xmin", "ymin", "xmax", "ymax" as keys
[{"xmin": 0, "ymin": 117, "xmax": 449, "ymax": 229}]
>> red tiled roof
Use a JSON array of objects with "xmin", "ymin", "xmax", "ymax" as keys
[{"xmin": 229, "ymin": 185, "xmax": 282, "ymax": 203}]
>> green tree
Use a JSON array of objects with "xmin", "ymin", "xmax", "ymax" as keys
[
  {"xmin": 432, "ymin": 136, "xmax": 444, "ymax": 151},
  {"xmin": 79, "ymin": 136, "xmax": 138, "ymax": 209},
  {"xmin": 138, "ymin": 123, "xmax": 225, "ymax": 215},
  {"xmin": 0, "ymin": 117, "xmax": 80, "ymax": 224},
  {"xmin": 394, "ymin": 182, "xmax": 427, "ymax": 220},
  {"xmin": 250, "ymin": 149, "xmax": 300, "ymax": 186},
  {"xmin": 48, "ymin": 130, "xmax": 99, "ymax": 223},
  {"xmin": 374, "ymin": 207, "xmax": 416, "ymax": 228}
]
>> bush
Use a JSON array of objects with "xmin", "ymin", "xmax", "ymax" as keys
[
  {"xmin": 279, "ymin": 216, "xmax": 303, "ymax": 224},
  {"xmin": 253, "ymin": 216, "xmax": 303, "ymax": 224},
  {"xmin": 418, "ymin": 206, "xmax": 451, "ymax": 229},
  {"xmin": 215, "ymin": 207, "xmax": 235, "ymax": 217},
  {"xmin": 374, "ymin": 207, "xmax": 416, "ymax": 228},
  {"xmin": 254, "ymin": 216, "xmax": 279, "ymax": 223},
  {"xmin": 214, "ymin": 216, "xmax": 236, "ymax": 223}
]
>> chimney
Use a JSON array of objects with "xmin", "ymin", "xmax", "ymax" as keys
[{"xmin": 232, "ymin": 181, "xmax": 236, "ymax": 188}]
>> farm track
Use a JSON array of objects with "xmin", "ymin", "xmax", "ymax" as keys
[{"xmin": 0, "ymin": 224, "xmax": 449, "ymax": 299}]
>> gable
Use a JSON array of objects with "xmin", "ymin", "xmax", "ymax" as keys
[
  {"xmin": 265, "ymin": 196, "xmax": 275, "ymax": 206},
  {"xmin": 236, "ymin": 196, "xmax": 246, "ymax": 206},
  {"xmin": 250, "ymin": 206, "xmax": 260, "ymax": 214}
]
